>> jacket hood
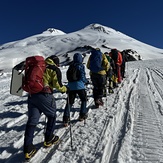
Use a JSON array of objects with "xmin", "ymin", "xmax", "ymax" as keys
[
  {"xmin": 45, "ymin": 58, "xmax": 57, "ymax": 66},
  {"xmin": 46, "ymin": 55, "xmax": 59, "ymax": 66},
  {"xmin": 73, "ymin": 53, "xmax": 83, "ymax": 63}
]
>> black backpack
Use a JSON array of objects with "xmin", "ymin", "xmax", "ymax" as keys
[
  {"xmin": 66, "ymin": 63, "xmax": 80, "ymax": 82},
  {"xmin": 111, "ymin": 49, "xmax": 119, "ymax": 62}
]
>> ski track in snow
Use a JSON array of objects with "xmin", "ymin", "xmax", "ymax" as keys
[
  {"xmin": 117, "ymin": 60, "xmax": 163, "ymax": 163},
  {"xmin": 0, "ymin": 59, "xmax": 163, "ymax": 163}
]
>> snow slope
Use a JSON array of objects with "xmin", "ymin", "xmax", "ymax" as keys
[
  {"xmin": 0, "ymin": 23, "xmax": 163, "ymax": 163},
  {"xmin": 0, "ymin": 23, "xmax": 163, "ymax": 70}
]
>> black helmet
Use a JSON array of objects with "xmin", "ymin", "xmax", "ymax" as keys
[{"xmin": 48, "ymin": 55, "xmax": 60, "ymax": 66}]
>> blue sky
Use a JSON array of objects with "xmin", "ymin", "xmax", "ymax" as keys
[{"xmin": 1, "ymin": 0, "xmax": 163, "ymax": 48}]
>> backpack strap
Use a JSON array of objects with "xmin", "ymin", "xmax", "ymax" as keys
[{"xmin": 46, "ymin": 64, "xmax": 63, "ymax": 87}]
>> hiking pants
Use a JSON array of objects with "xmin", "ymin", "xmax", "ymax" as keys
[
  {"xmin": 64, "ymin": 89, "xmax": 87, "ymax": 117},
  {"xmin": 121, "ymin": 63, "xmax": 126, "ymax": 78},
  {"xmin": 107, "ymin": 68, "xmax": 113, "ymax": 88},
  {"xmin": 91, "ymin": 73, "xmax": 106, "ymax": 101},
  {"xmin": 115, "ymin": 64, "xmax": 122, "ymax": 83},
  {"xmin": 24, "ymin": 93, "xmax": 56, "ymax": 147}
]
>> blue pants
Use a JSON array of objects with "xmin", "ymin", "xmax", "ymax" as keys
[
  {"xmin": 24, "ymin": 93, "xmax": 56, "ymax": 147},
  {"xmin": 64, "ymin": 89, "xmax": 87, "ymax": 117}
]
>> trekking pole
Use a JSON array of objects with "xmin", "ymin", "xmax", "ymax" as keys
[
  {"xmin": 43, "ymin": 116, "xmax": 47, "ymax": 142},
  {"xmin": 125, "ymin": 61, "xmax": 128, "ymax": 78},
  {"xmin": 105, "ymin": 76, "xmax": 108, "ymax": 110},
  {"xmin": 67, "ymin": 92, "xmax": 73, "ymax": 150},
  {"xmin": 84, "ymin": 93, "xmax": 88, "ymax": 126},
  {"xmin": 44, "ymin": 116, "xmax": 47, "ymax": 133}
]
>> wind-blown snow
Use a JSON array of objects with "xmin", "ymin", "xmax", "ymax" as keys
[{"xmin": 0, "ymin": 23, "xmax": 163, "ymax": 163}]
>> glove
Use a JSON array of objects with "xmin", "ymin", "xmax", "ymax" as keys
[
  {"xmin": 60, "ymin": 85, "xmax": 67, "ymax": 94},
  {"xmin": 65, "ymin": 85, "xmax": 70, "ymax": 94}
]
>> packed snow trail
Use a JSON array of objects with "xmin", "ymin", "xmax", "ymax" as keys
[
  {"xmin": 1, "ymin": 59, "xmax": 163, "ymax": 163},
  {"xmin": 117, "ymin": 60, "xmax": 163, "ymax": 163}
]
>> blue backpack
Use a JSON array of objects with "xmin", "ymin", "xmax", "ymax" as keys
[{"xmin": 89, "ymin": 49, "xmax": 103, "ymax": 73}]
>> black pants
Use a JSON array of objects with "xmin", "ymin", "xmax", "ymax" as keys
[
  {"xmin": 121, "ymin": 63, "xmax": 126, "ymax": 78},
  {"xmin": 91, "ymin": 73, "xmax": 106, "ymax": 101},
  {"xmin": 64, "ymin": 89, "xmax": 87, "ymax": 117}
]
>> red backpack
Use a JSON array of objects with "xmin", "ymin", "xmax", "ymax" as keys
[{"xmin": 22, "ymin": 56, "xmax": 46, "ymax": 94}]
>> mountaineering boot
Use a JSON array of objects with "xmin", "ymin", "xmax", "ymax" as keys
[
  {"xmin": 113, "ymin": 82, "xmax": 118, "ymax": 88},
  {"xmin": 103, "ymin": 88, "xmax": 107, "ymax": 97},
  {"xmin": 95, "ymin": 104, "xmax": 99, "ymax": 108},
  {"xmin": 63, "ymin": 116, "xmax": 70, "ymax": 127},
  {"xmin": 24, "ymin": 144, "xmax": 37, "ymax": 160},
  {"xmin": 109, "ymin": 87, "xmax": 114, "ymax": 94},
  {"xmin": 44, "ymin": 135, "xmax": 59, "ymax": 148},
  {"xmin": 109, "ymin": 89, "xmax": 114, "ymax": 93},
  {"xmin": 95, "ymin": 98, "xmax": 104, "ymax": 106},
  {"xmin": 78, "ymin": 113, "xmax": 88, "ymax": 121}
]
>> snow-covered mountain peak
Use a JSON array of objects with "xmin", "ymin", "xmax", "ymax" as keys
[
  {"xmin": 43, "ymin": 28, "xmax": 66, "ymax": 35},
  {"xmin": 85, "ymin": 23, "xmax": 117, "ymax": 35},
  {"xmin": 0, "ymin": 23, "xmax": 163, "ymax": 70}
]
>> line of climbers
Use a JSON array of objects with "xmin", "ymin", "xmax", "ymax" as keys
[{"xmin": 22, "ymin": 48, "xmax": 128, "ymax": 160}]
